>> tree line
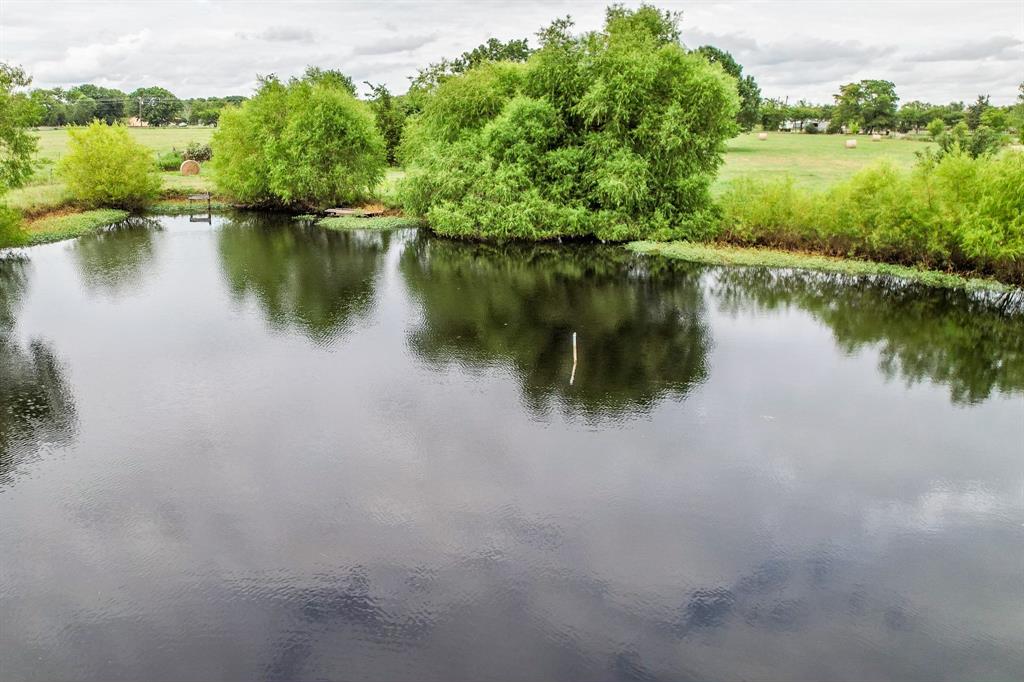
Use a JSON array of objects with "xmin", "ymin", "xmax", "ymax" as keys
[
  {"xmin": 760, "ymin": 83, "xmax": 1023, "ymax": 137},
  {"xmin": 28, "ymin": 84, "xmax": 244, "ymax": 126}
]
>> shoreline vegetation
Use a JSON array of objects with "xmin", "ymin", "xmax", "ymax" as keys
[
  {"xmin": 11, "ymin": 202, "xmax": 1018, "ymax": 296},
  {"xmin": 23, "ymin": 208, "xmax": 130, "ymax": 246},
  {"xmin": 628, "ymin": 241, "xmax": 1016, "ymax": 293}
]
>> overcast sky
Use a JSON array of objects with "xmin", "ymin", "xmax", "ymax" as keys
[{"xmin": 2, "ymin": 0, "xmax": 1022, "ymax": 104}]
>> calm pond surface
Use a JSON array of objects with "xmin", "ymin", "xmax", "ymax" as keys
[{"xmin": 1, "ymin": 214, "xmax": 1022, "ymax": 682}]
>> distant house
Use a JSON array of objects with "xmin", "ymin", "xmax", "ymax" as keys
[
  {"xmin": 127, "ymin": 117, "xmax": 149, "ymax": 127},
  {"xmin": 779, "ymin": 118, "xmax": 830, "ymax": 133}
]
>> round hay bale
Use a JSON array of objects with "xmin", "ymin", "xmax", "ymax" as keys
[
  {"xmin": 871, "ymin": 133, "xmax": 882, "ymax": 141},
  {"xmin": 757, "ymin": 132, "xmax": 768, "ymax": 141},
  {"xmin": 180, "ymin": 159, "xmax": 201, "ymax": 176},
  {"xmin": 845, "ymin": 139, "xmax": 858, "ymax": 149}
]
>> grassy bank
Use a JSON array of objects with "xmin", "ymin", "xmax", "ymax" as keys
[
  {"xmin": 22, "ymin": 209, "xmax": 130, "ymax": 246},
  {"xmin": 627, "ymin": 241, "xmax": 1015, "ymax": 293},
  {"xmin": 318, "ymin": 215, "xmax": 422, "ymax": 231}
]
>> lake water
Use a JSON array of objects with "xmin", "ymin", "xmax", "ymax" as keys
[{"xmin": 1, "ymin": 214, "xmax": 1022, "ymax": 682}]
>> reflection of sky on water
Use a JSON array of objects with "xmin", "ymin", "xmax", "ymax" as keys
[{"xmin": 1, "ymin": 215, "xmax": 1021, "ymax": 681}]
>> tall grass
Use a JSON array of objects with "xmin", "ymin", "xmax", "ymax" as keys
[{"xmin": 715, "ymin": 151, "xmax": 1024, "ymax": 284}]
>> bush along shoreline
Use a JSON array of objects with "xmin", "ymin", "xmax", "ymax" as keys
[{"xmin": 710, "ymin": 151, "xmax": 1024, "ymax": 285}]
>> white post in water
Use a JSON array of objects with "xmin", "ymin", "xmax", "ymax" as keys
[{"xmin": 570, "ymin": 332, "xmax": 578, "ymax": 385}]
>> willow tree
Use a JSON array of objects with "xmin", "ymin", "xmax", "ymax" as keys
[
  {"xmin": 212, "ymin": 73, "xmax": 386, "ymax": 208},
  {"xmin": 399, "ymin": 5, "xmax": 740, "ymax": 241}
]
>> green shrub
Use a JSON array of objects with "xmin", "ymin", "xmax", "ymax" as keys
[
  {"xmin": 716, "ymin": 151, "xmax": 1024, "ymax": 283},
  {"xmin": 211, "ymin": 75, "xmax": 386, "ymax": 208},
  {"xmin": 399, "ymin": 5, "xmax": 739, "ymax": 241},
  {"xmin": 57, "ymin": 122, "xmax": 160, "ymax": 209},
  {"xmin": 0, "ymin": 203, "xmax": 26, "ymax": 248},
  {"xmin": 156, "ymin": 150, "xmax": 184, "ymax": 171},
  {"xmin": 926, "ymin": 118, "xmax": 946, "ymax": 139},
  {"xmin": 925, "ymin": 121, "xmax": 1005, "ymax": 160},
  {"xmin": 183, "ymin": 142, "xmax": 212, "ymax": 162}
]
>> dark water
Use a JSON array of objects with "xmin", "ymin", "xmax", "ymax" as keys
[{"xmin": 1, "ymin": 214, "xmax": 1022, "ymax": 682}]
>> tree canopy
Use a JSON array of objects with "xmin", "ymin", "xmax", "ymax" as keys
[
  {"xmin": 127, "ymin": 86, "xmax": 182, "ymax": 125},
  {"xmin": 695, "ymin": 45, "xmax": 761, "ymax": 131},
  {"xmin": 211, "ymin": 73, "xmax": 386, "ymax": 207},
  {"xmin": 832, "ymin": 79, "xmax": 898, "ymax": 132},
  {"xmin": 399, "ymin": 5, "xmax": 740, "ymax": 241}
]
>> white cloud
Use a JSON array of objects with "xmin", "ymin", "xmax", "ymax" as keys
[
  {"xmin": 2, "ymin": 1, "xmax": 1021, "ymax": 104},
  {"xmin": 912, "ymin": 35, "xmax": 1023, "ymax": 62},
  {"xmin": 237, "ymin": 26, "xmax": 317, "ymax": 43},
  {"xmin": 351, "ymin": 33, "xmax": 437, "ymax": 56}
]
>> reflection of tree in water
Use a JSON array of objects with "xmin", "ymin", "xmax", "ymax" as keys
[
  {"xmin": 400, "ymin": 236, "xmax": 711, "ymax": 419},
  {"xmin": 218, "ymin": 216, "xmax": 389, "ymax": 344},
  {"xmin": 711, "ymin": 268, "xmax": 1024, "ymax": 404},
  {"xmin": 72, "ymin": 217, "xmax": 161, "ymax": 296},
  {"xmin": 0, "ymin": 257, "xmax": 77, "ymax": 486}
]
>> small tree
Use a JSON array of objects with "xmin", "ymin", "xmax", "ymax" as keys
[
  {"xmin": 965, "ymin": 94, "xmax": 990, "ymax": 130},
  {"xmin": 57, "ymin": 122, "xmax": 160, "ymax": 209},
  {"xmin": 926, "ymin": 118, "xmax": 946, "ymax": 138},
  {"xmin": 927, "ymin": 121, "xmax": 1003, "ymax": 160},
  {"xmin": 759, "ymin": 98, "xmax": 789, "ymax": 131}
]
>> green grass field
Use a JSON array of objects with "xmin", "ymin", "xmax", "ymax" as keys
[
  {"xmin": 716, "ymin": 132, "xmax": 932, "ymax": 191},
  {"xmin": 31, "ymin": 126, "xmax": 214, "ymax": 165}
]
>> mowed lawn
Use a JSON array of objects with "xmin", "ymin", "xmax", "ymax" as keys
[{"xmin": 716, "ymin": 131, "xmax": 932, "ymax": 191}]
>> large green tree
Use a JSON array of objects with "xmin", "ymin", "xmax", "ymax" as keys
[
  {"xmin": 67, "ymin": 84, "xmax": 126, "ymax": 124},
  {"xmin": 29, "ymin": 88, "xmax": 70, "ymax": 126},
  {"xmin": 832, "ymin": 79, "xmax": 898, "ymax": 132},
  {"xmin": 695, "ymin": 45, "xmax": 761, "ymax": 131},
  {"xmin": 211, "ymin": 73, "xmax": 386, "ymax": 207},
  {"xmin": 127, "ymin": 86, "xmax": 182, "ymax": 125},
  {"xmin": 400, "ymin": 5, "xmax": 739, "ymax": 241}
]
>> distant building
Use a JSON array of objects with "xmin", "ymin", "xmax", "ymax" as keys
[
  {"xmin": 127, "ymin": 117, "xmax": 149, "ymax": 127},
  {"xmin": 779, "ymin": 119, "xmax": 831, "ymax": 133}
]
